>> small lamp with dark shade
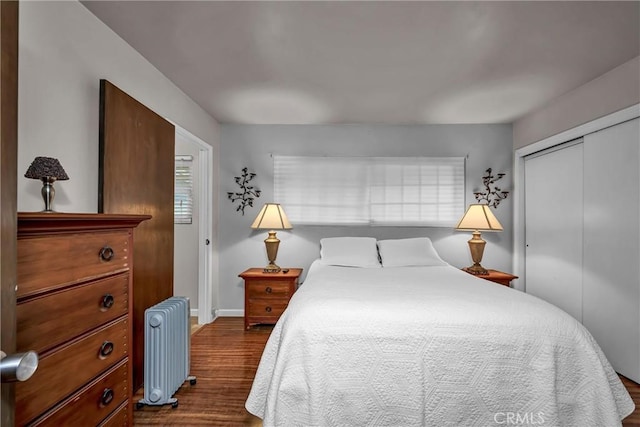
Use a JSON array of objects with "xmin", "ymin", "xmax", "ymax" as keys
[
  {"xmin": 251, "ymin": 203, "xmax": 292, "ymax": 273},
  {"xmin": 455, "ymin": 204, "xmax": 503, "ymax": 275},
  {"xmin": 24, "ymin": 156, "xmax": 69, "ymax": 212}
]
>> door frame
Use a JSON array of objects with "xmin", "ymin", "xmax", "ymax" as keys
[
  {"xmin": 174, "ymin": 124, "xmax": 214, "ymax": 325},
  {"xmin": 1, "ymin": 1, "xmax": 19, "ymax": 424},
  {"xmin": 513, "ymin": 103, "xmax": 640, "ymax": 292}
]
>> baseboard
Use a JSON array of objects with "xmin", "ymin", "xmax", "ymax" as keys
[
  {"xmin": 190, "ymin": 308, "xmax": 198, "ymax": 317},
  {"xmin": 215, "ymin": 309, "xmax": 244, "ymax": 317}
]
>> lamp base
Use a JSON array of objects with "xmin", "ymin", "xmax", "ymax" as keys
[
  {"xmin": 463, "ymin": 264, "xmax": 489, "ymax": 275},
  {"xmin": 263, "ymin": 262, "xmax": 281, "ymax": 273},
  {"xmin": 40, "ymin": 177, "xmax": 57, "ymax": 213},
  {"xmin": 263, "ymin": 231, "xmax": 282, "ymax": 273},
  {"xmin": 464, "ymin": 230, "xmax": 488, "ymax": 275}
]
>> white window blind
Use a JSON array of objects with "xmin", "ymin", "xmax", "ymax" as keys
[
  {"xmin": 274, "ymin": 155, "xmax": 465, "ymax": 226},
  {"xmin": 274, "ymin": 156, "xmax": 369, "ymax": 224},
  {"xmin": 370, "ymin": 157, "xmax": 465, "ymax": 226},
  {"xmin": 174, "ymin": 155, "xmax": 194, "ymax": 224}
]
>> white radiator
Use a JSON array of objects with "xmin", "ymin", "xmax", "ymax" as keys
[{"xmin": 136, "ymin": 296, "xmax": 196, "ymax": 409}]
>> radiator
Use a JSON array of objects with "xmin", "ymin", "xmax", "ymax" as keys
[{"xmin": 136, "ymin": 296, "xmax": 196, "ymax": 409}]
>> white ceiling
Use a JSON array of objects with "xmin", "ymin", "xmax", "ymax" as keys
[{"xmin": 82, "ymin": 1, "xmax": 639, "ymax": 125}]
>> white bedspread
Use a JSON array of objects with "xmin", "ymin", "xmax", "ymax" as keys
[{"xmin": 246, "ymin": 262, "xmax": 634, "ymax": 426}]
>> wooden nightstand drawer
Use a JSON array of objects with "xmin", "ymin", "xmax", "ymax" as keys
[
  {"xmin": 247, "ymin": 299, "xmax": 289, "ymax": 319},
  {"xmin": 246, "ymin": 281, "xmax": 294, "ymax": 299},
  {"xmin": 240, "ymin": 268, "xmax": 303, "ymax": 329}
]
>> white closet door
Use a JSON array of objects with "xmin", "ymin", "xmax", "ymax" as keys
[
  {"xmin": 583, "ymin": 118, "xmax": 640, "ymax": 382},
  {"xmin": 524, "ymin": 143, "xmax": 583, "ymax": 322}
]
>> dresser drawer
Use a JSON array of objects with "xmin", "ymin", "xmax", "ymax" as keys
[
  {"xmin": 16, "ymin": 317, "xmax": 129, "ymax": 426},
  {"xmin": 17, "ymin": 274, "xmax": 129, "ymax": 354},
  {"xmin": 247, "ymin": 299, "xmax": 289, "ymax": 319},
  {"xmin": 246, "ymin": 281, "xmax": 295, "ymax": 299},
  {"xmin": 17, "ymin": 230, "xmax": 131, "ymax": 298},
  {"xmin": 29, "ymin": 359, "xmax": 129, "ymax": 427},
  {"xmin": 98, "ymin": 401, "xmax": 129, "ymax": 427}
]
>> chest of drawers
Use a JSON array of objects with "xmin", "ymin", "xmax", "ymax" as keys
[
  {"xmin": 240, "ymin": 268, "xmax": 302, "ymax": 330},
  {"xmin": 15, "ymin": 213, "xmax": 149, "ymax": 426}
]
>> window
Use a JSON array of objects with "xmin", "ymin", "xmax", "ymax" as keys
[
  {"xmin": 274, "ymin": 155, "xmax": 465, "ymax": 226},
  {"xmin": 174, "ymin": 155, "xmax": 194, "ymax": 224}
]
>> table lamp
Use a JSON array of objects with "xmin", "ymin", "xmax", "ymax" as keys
[
  {"xmin": 455, "ymin": 204, "xmax": 503, "ymax": 275},
  {"xmin": 251, "ymin": 203, "xmax": 292, "ymax": 273},
  {"xmin": 24, "ymin": 156, "xmax": 69, "ymax": 212}
]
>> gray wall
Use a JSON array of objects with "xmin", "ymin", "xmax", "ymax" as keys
[
  {"xmin": 19, "ymin": 2, "xmax": 221, "ymax": 318},
  {"xmin": 219, "ymin": 124, "xmax": 513, "ymax": 312},
  {"xmin": 18, "ymin": 1, "xmax": 220, "ymax": 213},
  {"xmin": 513, "ymin": 56, "xmax": 639, "ymax": 149}
]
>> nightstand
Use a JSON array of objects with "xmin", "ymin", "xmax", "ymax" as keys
[
  {"xmin": 240, "ymin": 268, "xmax": 303, "ymax": 330},
  {"xmin": 464, "ymin": 269, "xmax": 518, "ymax": 287}
]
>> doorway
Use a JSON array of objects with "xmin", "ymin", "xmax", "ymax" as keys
[{"xmin": 174, "ymin": 125, "xmax": 214, "ymax": 326}]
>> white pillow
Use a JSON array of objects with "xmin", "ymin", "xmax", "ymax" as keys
[
  {"xmin": 320, "ymin": 237, "xmax": 381, "ymax": 268},
  {"xmin": 377, "ymin": 237, "xmax": 448, "ymax": 267}
]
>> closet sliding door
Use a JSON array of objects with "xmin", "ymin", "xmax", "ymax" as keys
[
  {"xmin": 524, "ymin": 143, "xmax": 584, "ymax": 322},
  {"xmin": 524, "ymin": 117, "xmax": 640, "ymax": 382},
  {"xmin": 583, "ymin": 118, "xmax": 640, "ymax": 382}
]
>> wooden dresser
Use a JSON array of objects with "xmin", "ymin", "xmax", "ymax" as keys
[
  {"xmin": 15, "ymin": 213, "xmax": 149, "ymax": 426},
  {"xmin": 240, "ymin": 268, "xmax": 302, "ymax": 330}
]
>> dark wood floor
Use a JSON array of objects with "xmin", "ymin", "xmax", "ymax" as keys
[
  {"xmin": 133, "ymin": 317, "xmax": 266, "ymax": 426},
  {"xmin": 623, "ymin": 375, "xmax": 640, "ymax": 426},
  {"xmin": 134, "ymin": 317, "xmax": 640, "ymax": 426}
]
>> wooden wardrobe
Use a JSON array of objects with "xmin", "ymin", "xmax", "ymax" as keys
[{"xmin": 99, "ymin": 80, "xmax": 175, "ymax": 390}]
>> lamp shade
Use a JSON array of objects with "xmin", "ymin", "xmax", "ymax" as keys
[
  {"xmin": 24, "ymin": 157, "xmax": 69, "ymax": 180},
  {"xmin": 251, "ymin": 203, "xmax": 292, "ymax": 230},
  {"xmin": 455, "ymin": 204, "xmax": 503, "ymax": 231}
]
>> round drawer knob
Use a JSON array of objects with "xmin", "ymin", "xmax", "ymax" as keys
[
  {"xmin": 265, "ymin": 287, "xmax": 272, "ymax": 294},
  {"xmin": 265, "ymin": 306, "xmax": 272, "ymax": 313},
  {"xmin": 99, "ymin": 246, "xmax": 115, "ymax": 261},
  {"xmin": 101, "ymin": 294, "xmax": 114, "ymax": 309},
  {"xmin": 99, "ymin": 341, "xmax": 114, "ymax": 358},
  {"xmin": 100, "ymin": 388, "xmax": 114, "ymax": 406}
]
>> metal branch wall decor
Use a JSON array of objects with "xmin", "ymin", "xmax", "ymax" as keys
[
  {"xmin": 474, "ymin": 168, "xmax": 509, "ymax": 209},
  {"xmin": 227, "ymin": 167, "xmax": 261, "ymax": 215}
]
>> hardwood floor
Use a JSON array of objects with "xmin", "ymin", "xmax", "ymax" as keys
[
  {"xmin": 134, "ymin": 317, "xmax": 640, "ymax": 426},
  {"xmin": 623, "ymin": 376, "xmax": 640, "ymax": 426},
  {"xmin": 190, "ymin": 316, "xmax": 204, "ymax": 335},
  {"xmin": 133, "ymin": 317, "xmax": 266, "ymax": 426}
]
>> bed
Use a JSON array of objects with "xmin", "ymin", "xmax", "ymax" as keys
[{"xmin": 245, "ymin": 237, "xmax": 634, "ymax": 426}]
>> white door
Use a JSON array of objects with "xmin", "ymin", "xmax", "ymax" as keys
[
  {"xmin": 524, "ymin": 142, "xmax": 584, "ymax": 322},
  {"xmin": 583, "ymin": 118, "xmax": 640, "ymax": 381}
]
